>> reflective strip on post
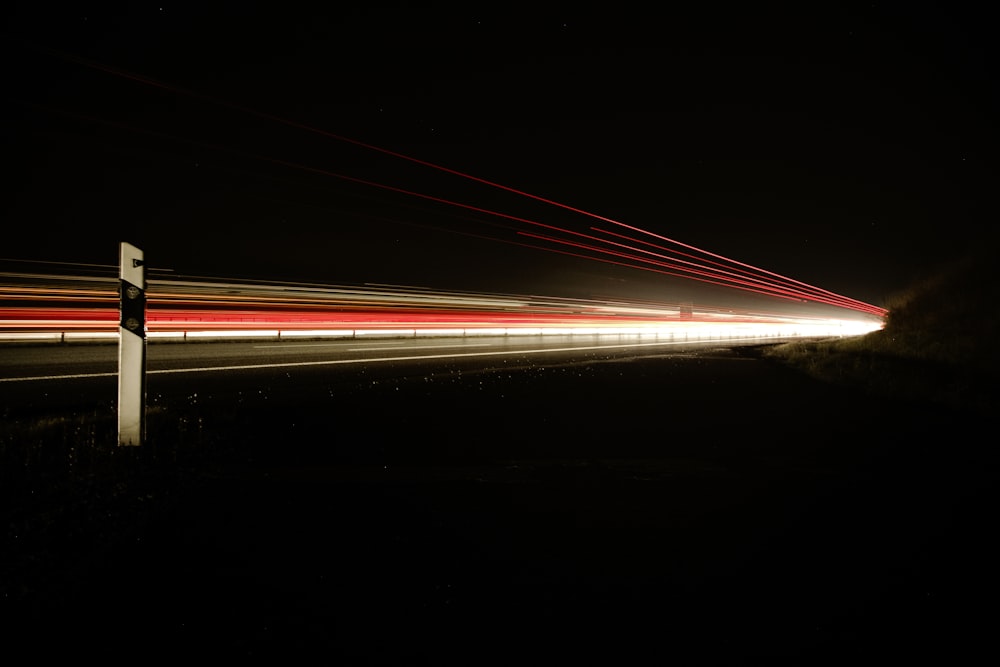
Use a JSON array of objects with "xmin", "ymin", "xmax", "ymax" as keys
[{"xmin": 118, "ymin": 241, "xmax": 146, "ymax": 446}]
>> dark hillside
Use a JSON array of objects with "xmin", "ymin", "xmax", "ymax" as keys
[{"xmin": 764, "ymin": 249, "xmax": 1000, "ymax": 415}]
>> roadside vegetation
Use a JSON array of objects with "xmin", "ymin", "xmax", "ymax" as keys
[{"xmin": 762, "ymin": 249, "xmax": 999, "ymax": 416}]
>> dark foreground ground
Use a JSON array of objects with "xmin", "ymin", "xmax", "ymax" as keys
[{"xmin": 2, "ymin": 344, "xmax": 997, "ymax": 664}]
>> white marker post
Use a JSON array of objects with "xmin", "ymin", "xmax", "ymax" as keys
[{"xmin": 118, "ymin": 241, "xmax": 147, "ymax": 446}]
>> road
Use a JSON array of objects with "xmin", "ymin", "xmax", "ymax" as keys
[
  {"xmin": 0, "ymin": 332, "xmax": 786, "ymax": 406},
  {"xmin": 1, "ymin": 336, "xmax": 996, "ymax": 664}
]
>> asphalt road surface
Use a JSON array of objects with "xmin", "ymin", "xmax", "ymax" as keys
[
  {"xmin": 0, "ymin": 331, "xmax": 778, "ymax": 380},
  {"xmin": 1, "ymin": 339, "xmax": 996, "ymax": 664}
]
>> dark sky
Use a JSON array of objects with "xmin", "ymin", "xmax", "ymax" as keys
[{"xmin": 3, "ymin": 2, "xmax": 997, "ymax": 310}]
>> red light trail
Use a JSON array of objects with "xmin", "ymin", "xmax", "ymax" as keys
[
  {"xmin": 13, "ymin": 47, "xmax": 888, "ymax": 325},
  {"xmin": 0, "ymin": 269, "xmax": 883, "ymax": 342}
]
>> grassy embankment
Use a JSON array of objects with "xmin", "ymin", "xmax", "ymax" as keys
[{"xmin": 762, "ymin": 250, "xmax": 999, "ymax": 416}]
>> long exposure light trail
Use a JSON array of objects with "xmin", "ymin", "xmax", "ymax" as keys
[
  {"xmin": 517, "ymin": 230, "xmax": 887, "ymax": 317},
  {"xmin": 112, "ymin": 132, "xmax": 889, "ymax": 319},
  {"xmin": 38, "ymin": 49, "xmax": 888, "ymax": 320},
  {"xmin": 590, "ymin": 224, "xmax": 885, "ymax": 315},
  {"xmin": 0, "ymin": 269, "xmax": 882, "ymax": 343}
]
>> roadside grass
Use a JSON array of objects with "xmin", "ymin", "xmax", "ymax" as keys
[{"xmin": 0, "ymin": 403, "xmax": 218, "ymax": 591}]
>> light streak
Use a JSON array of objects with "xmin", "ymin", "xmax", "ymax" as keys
[
  {"xmin": 32, "ymin": 49, "xmax": 890, "ymax": 319},
  {"xmin": 589, "ymin": 225, "xmax": 885, "ymax": 315},
  {"xmin": 516, "ymin": 231, "xmax": 887, "ymax": 317},
  {"xmin": 0, "ymin": 273, "xmax": 883, "ymax": 344}
]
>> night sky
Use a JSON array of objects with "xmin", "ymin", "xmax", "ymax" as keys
[{"xmin": 3, "ymin": 2, "xmax": 997, "ymax": 309}]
